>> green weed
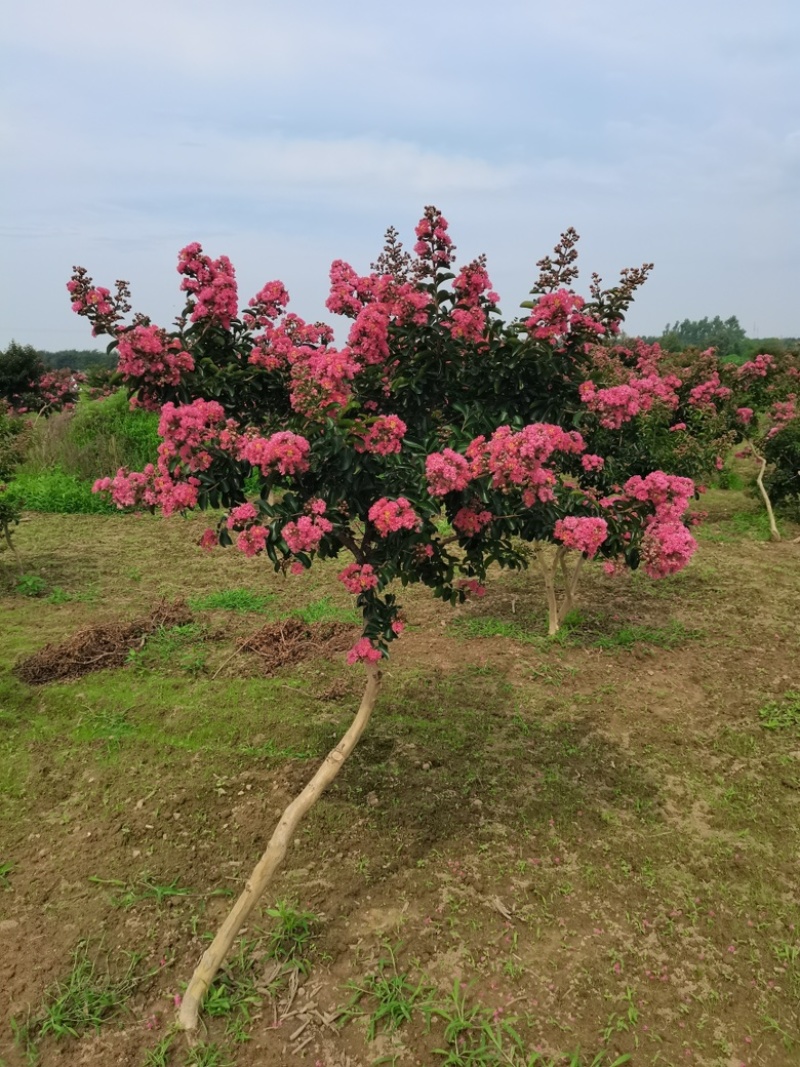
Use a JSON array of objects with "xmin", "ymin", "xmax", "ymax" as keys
[
  {"xmin": 264, "ymin": 899, "xmax": 319, "ymax": 971},
  {"xmin": 343, "ymin": 944, "xmax": 434, "ymax": 1040},
  {"xmin": 203, "ymin": 939, "xmax": 261, "ymax": 1042},
  {"xmin": 183, "ymin": 1042, "xmax": 234, "ymax": 1067},
  {"xmin": 16, "ymin": 574, "xmax": 46, "ymax": 597},
  {"xmin": 0, "ymin": 860, "xmax": 14, "ymax": 888},
  {"xmin": 142, "ymin": 1031, "xmax": 178, "ymax": 1067},
  {"xmin": 759, "ymin": 692, "xmax": 800, "ymax": 732}
]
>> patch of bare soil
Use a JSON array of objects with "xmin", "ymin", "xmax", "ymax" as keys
[{"xmin": 13, "ymin": 599, "xmax": 193, "ymax": 684}]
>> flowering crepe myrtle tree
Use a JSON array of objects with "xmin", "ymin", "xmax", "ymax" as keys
[
  {"xmin": 69, "ymin": 208, "xmax": 700, "ymax": 1029},
  {"xmin": 721, "ymin": 349, "xmax": 800, "ymax": 541}
]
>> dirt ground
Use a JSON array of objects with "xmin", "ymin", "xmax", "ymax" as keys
[{"xmin": 1, "ymin": 495, "xmax": 798, "ymax": 1067}]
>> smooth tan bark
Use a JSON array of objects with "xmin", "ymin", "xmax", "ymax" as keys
[
  {"xmin": 178, "ymin": 663, "xmax": 382, "ymax": 1032},
  {"xmin": 749, "ymin": 442, "xmax": 781, "ymax": 542}
]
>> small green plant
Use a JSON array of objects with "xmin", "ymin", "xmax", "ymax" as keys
[
  {"xmin": 183, "ymin": 1041, "xmax": 234, "ymax": 1067},
  {"xmin": 203, "ymin": 939, "xmax": 261, "ymax": 1043},
  {"xmin": 759, "ymin": 692, "xmax": 800, "ymax": 732},
  {"xmin": 264, "ymin": 899, "xmax": 319, "ymax": 971},
  {"xmin": 0, "ymin": 860, "xmax": 14, "ymax": 888},
  {"xmin": 16, "ymin": 573, "xmax": 47, "ymax": 597},
  {"xmin": 343, "ymin": 944, "xmax": 434, "ymax": 1040},
  {"xmin": 14, "ymin": 941, "xmax": 155, "ymax": 1052},
  {"xmin": 188, "ymin": 588, "xmax": 274, "ymax": 613},
  {"xmin": 142, "ymin": 1031, "xmax": 178, "ymax": 1067},
  {"xmin": 138, "ymin": 876, "xmax": 193, "ymax": 906}
]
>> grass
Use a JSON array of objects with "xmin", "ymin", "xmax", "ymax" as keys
[
  {"xmin": 13, "ymin": 941, "xmax": 155, "ymax": 1054},
  {"xmin": 3, "ymin": 500, "xmax": 800, "ymax": 1065},
  {"xmin": 188, "ymin": 588, "xmax": 274, "ymax": 613},
  {"xmin": 7, "ymin": 467, "xmax": 117, "ymax": 514}
]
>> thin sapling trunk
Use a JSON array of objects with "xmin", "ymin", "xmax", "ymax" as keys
[
  {"xmin": 178, "ymin": 662, "xmax": 382, "ymax": 1032},
  {"xmin": 749, "ymin": 441, "xmax": 781, "ymax": 542}
]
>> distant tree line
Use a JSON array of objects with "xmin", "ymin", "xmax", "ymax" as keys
[
  {"xmin": 640, "ymin": 316, "xmax": 798, "ymax": 364},
  {"xmin": 39, "ymin": 347, "xmax": 117, "ymax": 371}
]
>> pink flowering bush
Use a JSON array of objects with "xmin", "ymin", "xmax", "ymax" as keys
[
  {"xmin": 70, "ymin": 208, "xmax": 713, "ymax": 1030},
  {"xmin": 71, "ymin": 207, "xmax": 702, "ymax": 656}
]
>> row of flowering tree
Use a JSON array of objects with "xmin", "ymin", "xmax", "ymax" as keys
[{"xmin": 70, "ymin": 208, "xmax": 721, "ymax": 1031}]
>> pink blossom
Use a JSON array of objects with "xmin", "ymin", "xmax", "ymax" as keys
[
  {"xmin": 238, "ymin": 431, "xmax": 311, "ymax": 476},
  {"xmin": 737, "ymin": 353, "xmax": 774, "ymax": 379},
  {"xmin": 581, "ymin": 454, "xmax": 605, "ymax": 472},
  {"xmin": 226, "ymin": 502, "xmax": 258, "ymax": 529},
  {"xmin": 452, "ymin": 507, "xmax": 493, "ymax": 536},
  {"xmin": 338, "ymin": 563, "xmax": 380, "ymax": 594},
  {"xmin": 640, "ymin": 522, "xmax": 697, "ymax": 578},
  {"xmin": 281, "ymin": 509, "xmax": 333, "ymax": 553},
  {"xmin": 346, "ymin": 637, "xmax": 383, "ymax": 666},
  {"xmin": 623, "ymin": 471, "xmax": 695, "ymax": 524},
  {"xmin": 199, "ymin": 528, "xmax": 217, "ymax": 551},
  {"xmin": 368, "ymin": 497, "xmax": 421, "ymax": 537},
  {"xmin": 736, "ymin": 407, "xmax": 754, "ymax": 425},
  {"xmin": 525, "ymin": 289, "xmax": 605, "ymax": 345},
  {"xmin": 426, "ymin": 449, "xmax": 472, "ymax": 496},
  {"xmin": 237, "ymin": 525, "xmax": 269, "ymax": 557},
  {"xmin": 359, "ymin": 415, "xmax": 407, "ymax": 456},
  {"xmin": 177, "ymin": 243, "xmax": 238, "ymax": 329},
  {"xmin": 457, "ymin": 579, "xmax": 487, "ymax": 598},
  {"xmin": 553, "ymin": 516, "xmax": 608, "ymax": 558}
]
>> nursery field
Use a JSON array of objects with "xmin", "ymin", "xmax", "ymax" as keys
[{"xmin": 1, "ymin": 492, "xmax": 799, "ymax": 1067}]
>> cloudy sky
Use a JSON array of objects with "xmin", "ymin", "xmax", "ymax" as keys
[{"xmin": 2, "ymin": 0, "xmax": 798, "ymax": 353}]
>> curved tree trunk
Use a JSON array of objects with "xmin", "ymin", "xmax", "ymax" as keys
[
  {"xmin": 178, "ymin": 662, "xmax": 382, "ymax": 1032},
  {"xmin": 750, "ymin": 442, "xmax": 781, "ymax": 542}
]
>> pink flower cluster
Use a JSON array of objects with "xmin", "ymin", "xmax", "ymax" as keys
[
  {"xmin": 767, "ymin": 395, "xmax": 797, "ymax": 435},
  {"xmin": 524, "ymin": 289, "xmax": 606, "ymax": 345},
  {"xmin": 346, "ymin": 637, "xmax": 383, "ymax": 665},
  {"xmin": 452, "ymin": 507, "xmax": 493, "ymax": 536},
  {"xmin": 93, "ymin": 464, "xmax": 199, "ymax": 518},
  {"xmin": 282, "ymin": 501, "xmax": 333, "ymax": 553},
  {"xmin": 623, "ymin": 471, "xmax": 695, "ymax": 523},
  {"xmin": 368, "ymin": 497, "xmax": 421, "ymax": 537},
  {"xmin": 579, "ymin": 374, "xmax": 680, "ymax": 429},
  {"xmin": 237, "ymin": 525, "xmax": 269, "ymax": 557},
  {"xmin": 640, "ymin": 522, "xmax": 697, "ymax": 579},
  {"xmin": 338, "ymin": 563, "xmax": 379, "ymax": 594},
  {"xmin": 581, "ymin": 453, "xmax": 605, "ymax": 472},
  {"xmin": 359, "ymin": 414, "xmax": 407, "ymax": 455},
  {"xmin": 158, "ymin": 399, "xmax": 228, "ymax": 471},
  {"xmin": 68, "ymin": 283, "xmax": 113, "ymax": 317},
  {"xmin": 288, "ymin": 345, "xmax": 360, "ymax": 416},
  {"xmin": 553, "ymin": 516, "xmax": 608, "ymax": 558},
  {"xmin": 347, "ymin": 304, "xmax": 390, "ymax": 366},
  {"xmin": 238, "ymin": 430, "xmax": 311, "ymax": 476},
  {"xmin": 687, "ymin": 372, "xmax": 732, "ymax": 410},
  {"xmin": 177, "ymin": 243, "xmax": 238, "ymax": 330},
  {"xmin": 226, "ymin": 501, "xmax": 259, "ymax": 529},
  {"xmin": 736, "ymin": 407, "xmax": 754, "ymax": 425},
  {"xmin": 425, "ymin": 449, "xmax": 472, "ymax": 496},
  {"xmin": 243, "ymin": 281, "xmax": 290, "ymax": 328},
  {"xmin": 468, "ymin": 423, "xmax": 585, "ymax": 505},
  {"xmin": 413, "ymin": 207, "xmax": 455, "ymax": 270},
  {"xmin": 116, "ymin": 325, "xmax": 195, "ymax": 403},
  {"xmin": 326, "ymin": 260, "xmax": 376, "ymax": 318},
  {"xmin": 737, "ymin": 353, "xmax": 774, "ymax": 379}
]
